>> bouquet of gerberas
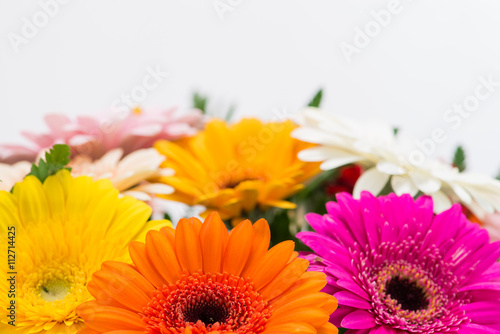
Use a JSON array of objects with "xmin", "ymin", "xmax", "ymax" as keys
[{"xmin": 1, "ymin": 91, "xmax": 500, "ymax": 334}]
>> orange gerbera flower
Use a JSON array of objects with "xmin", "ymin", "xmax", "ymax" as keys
[{"xmin": 76, "ymin": 213, "xmax": 338, "ymax": 334}]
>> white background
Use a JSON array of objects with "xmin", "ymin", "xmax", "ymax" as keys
[{"xmin": 1, "ymin": 0, "xmax": 500, "ymax": 175}]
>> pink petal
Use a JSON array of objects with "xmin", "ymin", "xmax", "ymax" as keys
[{"xmin": 341, "ymin": 310, "xmax": 376, "ymax": 329}]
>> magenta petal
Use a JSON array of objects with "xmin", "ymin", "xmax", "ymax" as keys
[
  {"xmin": 459, "ymin": 282, "xmax": 500, "ymax": 292},
  {"xmin": 335, "ymin": 290, "xmax": 372, "ymax": 309},
  {"xmin": 341, "ymin": 310, "xmax": 376, "ymax": 329},
  {"xmin": 460, "ymin": 323, "xmax": 499, "ymax": 334}
]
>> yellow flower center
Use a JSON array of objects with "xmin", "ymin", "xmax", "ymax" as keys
[
  {"xmin": 18, "ymin": 260, "xmax": 89, "ymax": 327},
  {"xmin": 39, "ymin": 279, "xmax": 72, "ymax": 302}
]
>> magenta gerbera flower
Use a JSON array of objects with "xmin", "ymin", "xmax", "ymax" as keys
[{"xmin": 298, "ymin": 191, "xmax": 500, "ymax": 333}]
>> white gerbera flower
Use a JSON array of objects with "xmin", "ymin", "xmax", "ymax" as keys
[{"xmin": 292, "ymin": 107, "xmax": 500, "ymax": 215}]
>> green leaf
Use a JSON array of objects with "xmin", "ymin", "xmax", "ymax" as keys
[
  {"xmin": 452, "ymin": 145, "xmax": 466, "ymax": 172},
  {"xmin": 307, "ymin": 89, "xmax": 323, "ymax": 108},
  {"xmin": 193, "ymin": 92, "xmax": 208, "ymax": 114},
  {"xmin": 393, "ymin": 127, "xmax": 399, "ymax": 136},
  {"xmin": 28, "ymin": 144, "xmax": 72, "ymax": 183},
  {"xmin": 295, "ymin": 169, "xmax": 338, "ymax": 202},
  {"xmin": 225, "ymin": 104, "xmax": 236, "ymax": 121}
]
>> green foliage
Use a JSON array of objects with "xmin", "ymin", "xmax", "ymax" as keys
[
  {"xmin": 452, "ymin": 145, "xmax": 466, "ymax": 172},
  {"xmin": 225, "ymin": 104, "xmax": 236, "ymax": 121},
  {"xmin": 193, "ymin": 92, "xmax": 208, "ymax": 114},
  {"xmin": 28, "ymin": 144, "xmax": 72, "ymax": 183},
  {"xmin": 393, "ymin": 127, "xmax": 399, "ymax": 136},
  {"xmin": 307, "ymin": 89, "xmax": 323, "ymax": 108}
]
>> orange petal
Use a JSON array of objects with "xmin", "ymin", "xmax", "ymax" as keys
[
  {"xmin": 241, "ymin": 219, "xmax": 271, "ymax": 277},
  {"xmin": 317, "ymin": 322, "xmax": 339, "ymax": 334},
  {"xmin": 187, "ymin": 217, "xmax": 203, "ymax": 235},
  {"xmin": 160, "ymin": 226, "xmax": 176, "ymax": 245},
  {"xmin": 76, "ymin": 302, "xmax": 146, "ymax": 332},
  {"xmin": 248, "ymin": 240, "xmax": 295, "ymax": 290},
  {"xmin": 87, "ymin": 280, "xmax": 128, "ymax": 308},
  {"xmin": 76, "ymin": 327, "xmax": 101, "ymax": 334},
  {"xmin": 266, "ymin": 308, "xmax": 329, "ymax": 329},
  {"xmin": 91, "ymin": 270, "xmax": 150, "ymax": 312},
  {"xmin": 101, "ymin": 261, "xmax": 156, "ymax": 298},
  {"xmin": 175, "ymin": 218, "xmax": 203, "ymax": 273},
  {"xmin": 272, "ymin": 292, "xmax": 336, "ymax": 316},
  {"xmin": 129, "ymin": 241, "xmax": 165, "ymax": 288},
  {"xmin": 146, "ymin": 230, "xmax": 181, "ymax": 283},
  {"xmin": 200, "ymin": 212, "xmax": 228, "ymax": 273},
  {"xmin": 264, "ymin": 322, "xmax": 316, "ymax": 334},
  {"xmin": 259, "ymin": 258, "xmax": 309, "ymax": 300},
  {"xmin": 270, "ymin": 272, "xmax": 327, "ymax": 310},
  {"xmin": 222, "ymin": 219, "xmax": 253, "ymax": 276}
]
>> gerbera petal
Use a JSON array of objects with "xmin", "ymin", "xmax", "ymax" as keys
[
  {"xmin": 341, "ymin": 310, "xmax": 376, "ymax": 329},
  {"xmin": 353, "ymin": 167, "xmax": 390, "ymax": 198},
  {"xmin": 129, "ymin": 241, "xmax": 166, "ymax": 288},
  {"xmin": 200, "ymin": 212, "xmax": 228, "ymax": 273},
  {"xmin": 250, "ymin": 241, "xmax": 296, "ymax": 290},
  {"xmin": 175, "ymin": 218, "xmax": 203, "ymax": 273},
  {"xmin": 266, "ymin": 308, "xmax": 330, "ymax": 328},
  {"xmin": 241, "ymin": 219, "xmax": 272, "ymax": 276},
  {"xmin": 391, "ymin": 175, "xmax": 418, "ymax": 196},
  {"xmin": 91, "ymin": 270, "xmax": 151, "ymax": 312},
  {"xmin": 260, "ymin": 258, "xmax": 309, "ymax": 300},
  {"xmin": 77, "ymin": 303, "xmax": 146, "ymax": 332},
  {"xmin": 18, "ymin": 175, "xmax": 49, "ymax": 224},
  {"xmin": 222, "ymin": 220, "xmax": 254, "ymax": 276},
  {"xmin": 264, "ymin": 322, "xmax": 316, "ymax": 333},
  {"xmin": 334, "ymin": 290, "xmax": 372, "ymax": 309},
  {"xmin": 145, "ymin": 230, "xmax": 182, "ymax": 283}
]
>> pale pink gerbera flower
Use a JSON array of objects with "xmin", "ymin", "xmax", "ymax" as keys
[
  {"xmin": 69, "ymin": 148, "xmax": 174, "ymax": 202},
  {"xmin": 0, "ymin": 107, "xmax": 204, "ymax": 163},
  {"xmin": 0, "ymin": 161, "xmax": 31, "ymax": 191},
  {"xmin": 299, "ymin": 192, "xmax": 500, "ymax": 334}
]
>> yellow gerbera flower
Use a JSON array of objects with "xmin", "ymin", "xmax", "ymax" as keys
[
  {"xmin": 154, "ymin": 119, "xmax": 320, "ymax": 220},
  {"xmin": 0, "ymin": 170, "xmax": 171, "ymax": 333}
]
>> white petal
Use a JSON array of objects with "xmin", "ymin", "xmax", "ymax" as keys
[
  {"xmin": 159, "ymin": 168, "xmax": 175, "ymax": 177},
  {"xmin": 319, "ymin": 155, "xmax": 364, "ymax": 171},
  {"xmin": 409, "ymin": 170, "xmax": 442, "ymax": 194},
  {"xmin": 430, "ymin": 191, "xmax": 452, "ymax": 214},
  {"xmin": 122, "ymin": 190, "xmax": 152, "ymax": 201},
  {"xmin": 391, "ymin": 175, "xmax": 418, "ymax": 196},
  {"xmin": 290, "ymin": 128, "xmax": 336, "ymax": 145},
  {"xmin": 449, "ymin": 183, "xmax": 472, "ymax": 205},
  {"xmin": 376, "ymin": 160, "xmax": 406, "ymax": 175},
  {"xmin": 98, "ymin": 148, "xmax": 124, "ymax": 167},
  {"xmin": 134, "ymin": 183, "xmax": 174, "ymax": 195},
  {"xmin": 353, "ymin": 167, "xmax": 390, "ymax": 198},
  {"xmin": 297, "ymin": 147, "xmax": 338, "ymax": 162},
  {"xmin": 467, "ymin": 188, "xmax": 495, "ymax": 214}
]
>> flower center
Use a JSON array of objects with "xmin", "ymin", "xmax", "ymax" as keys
[
  {"xmin": 18, "ymin": 259, "xmax": 88, "ymax": 327},
  {"xmin": 142, "ymin": 272, "xmax": 272, "ymax": 334},
  {"xmin": 39, "ymin": 279, "xmax": 72, "ymax": 302},
  {"xmin": 385, "ymin": 276, "xmax": 429, "ymax": 312},
  {"xmin": 183, "ymin": 296, "xmax": 229, "ymax": 325}
]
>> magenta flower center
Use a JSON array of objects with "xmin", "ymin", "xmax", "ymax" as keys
[{"xmin": 385, "ymin": 276, "xmax": 429, "ymax": 312}]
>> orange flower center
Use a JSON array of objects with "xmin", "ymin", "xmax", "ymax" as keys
[{"xmin": 141, "ymin": 272, "xmax": 272, "ymax": 334}]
